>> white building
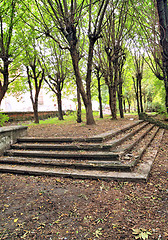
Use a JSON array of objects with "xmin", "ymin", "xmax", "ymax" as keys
[{"xmin": 0, "ymin": 89, "xmax": 77, "ymax": 112}]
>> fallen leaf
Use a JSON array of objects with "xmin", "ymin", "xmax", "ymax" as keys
[{"xmin": 14, "ymin": 218, "xmax": 18, "ymax": 223}]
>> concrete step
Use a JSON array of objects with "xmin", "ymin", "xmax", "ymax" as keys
[
  {"xmin": 2, "ymin": 126, "xmax": 161, "ymax": 172},
  {"xmin": 0, "ymin": 157, "xmax": 131, "ymax": 171},
  {"xmin": 10, "ymin": 143, "xmax": 112, "ymax": 152},
  {"xmin": 0, "ymin": 128, "xmax": 164, "ymax": 181},
  {"xmin": 4, "ymin": 149, "xmax": 122, "ymax": 161},
  {"xmin": 119, "ymin": 126, "xmax": 161, "ymax": 168},
  {"xmin": 0, "ymin": 164, "xmax": 149, "ymax": 181},
  {"xmin": 106, "ymin": 122, "xmax": 149, "ymax": 148},
  {"xmin": 10, "ymin": 121, "xmax": 148, "ymax": 153},
  {"xmin": 17, "ymin": 120, "xmax": 143, "ymax": 144},
  {"xmin": 114, "ymin": 124, "xmax": 156, "ymax": 155}
]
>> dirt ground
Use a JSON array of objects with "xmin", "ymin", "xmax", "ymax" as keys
[{"xmin": 0, "ymin": 116, "xmax": 168, "ymax": 240}]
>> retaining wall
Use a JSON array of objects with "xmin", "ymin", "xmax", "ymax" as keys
[
  {"xmin": 3, "ymin": 111, "xmax": 59, "ymax": 122},
  {"xmin": 0, "ymin": 125, "xmax": 27, "ymax": 155}
]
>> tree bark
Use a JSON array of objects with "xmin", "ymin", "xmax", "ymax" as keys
[
  {"xmin": 138, "ymin": 75, "xmax": 144, "ymax": 113},
  {"xmin": 112, "ymin": 55, "xmax": 118, "ymax": 120},
  {"xmin": 105, "ymin": 52, "xmax": 117, "ymax": 120},
  {"xmin": 118, "ymin": 76, "xmax": 124, "ymax": 118},
  {"xmin": 156, "ymin": 0, "xmax": 168, "ymax": 112},
  {"xmin": 0, "ymin": 60, "xmax": 10, "ymax": 104},
  {"xmin": 70, "ymin": 44, "xmax": 95, "ymax": 125},
  {"xmin": 77, "ymin": 85, "xmax": 82, "ymax": 123},
  {"xmin": 133, "ymin": 76, "xmax": 140, "ymax": 115},
  {"xmin": 108, "ymin": 84, "xmax": 117, "ymax": 119},
  {"xmin": 97, "ymin": 71, "xmax": 103, "ymax": 118},
  {"xmin": 57, "ymin": 90, "xmax": 64, "ymax": 120},
  {"xmin": 164, "ymin": 72, "xmax": 168, "ymax": 112},
  {"xmin": 85, "ymin": 38, "xmax": 96, "ymax": 124},
  {"xmin": 33, "ymin": 101, "xmax": 39, "ymax": 124},
  {"xmin": 0, "ymin": 3, "xmax": 15, "ymax": 105},
  {"xmin": 123, "ymin": 99, "xmax": 126, "ymax": 113}
]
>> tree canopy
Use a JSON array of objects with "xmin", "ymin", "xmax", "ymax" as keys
[{"xmin": 0, "ymin": 0, "xmax": 167, "ymax": 124}]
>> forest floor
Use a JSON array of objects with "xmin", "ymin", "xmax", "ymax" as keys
[{"xmin": 0, "ymin": 115, "xmax": 167, "ymax": 240}]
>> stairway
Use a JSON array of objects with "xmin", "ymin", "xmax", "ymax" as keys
[{"xmin": 0, "ymin": 120, "xmax": 165, "ymax": 181}]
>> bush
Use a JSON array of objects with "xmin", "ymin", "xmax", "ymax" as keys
[
  {"xmin": 0, "ymin": 112, "xmax": 9, "ymax": 126},
  {"xmin": 152, "ymin": 102, "xmax": 166, "ymax": 113}
]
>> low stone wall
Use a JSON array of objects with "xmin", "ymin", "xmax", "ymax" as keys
[
  {"xmin": 4, "ymin": 111, "xmax": 59, "ymax": 122},
  {"xmin": 0, "ymin": 125, "xmax": 27, "ymax": 156}
]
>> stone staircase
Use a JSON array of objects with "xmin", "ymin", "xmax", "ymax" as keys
[{"xmin": 0, "ymin": 120, "xmax": 165, "ymax": 181}]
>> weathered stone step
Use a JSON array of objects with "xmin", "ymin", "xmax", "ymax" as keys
[
  {"xmin": 0, "ymin": 126, "xmax": 164, "ymax": 182},
  {"xmin": 0, "ymin": 156, "xmax": 131, "ymax": 171},
  {"xmin": 106, "ymin": 122, "xmax": 150, "ymax": 148},
  {"xmin": 17, "ymin": 120, "xmax": 143, "ymax": 144},
  {"xmin": 2, "ymin": 127, "xmax": 161, "ymax": 172},
  {"xmin": 114, "ymin": 124, "xmax": 155, "ymax": 154},
  {"xmin": 4, "ymin": 150, "xmax": 122, "ymax": 161},
  {"xmin": 11, "ymin": 143, "xmax": 112, "ymax": 152},
  {"xmin": 0, "ymin": 154, "xmax": 157, "ymax": 181},
  {"xmin": 0, "ymin": 163, "xmax": 147, "ymax": 181},
  {"xmin": 11, "ymin": 121, "xmax": 146, "ymax": 152},
  {"xmin": 120, "ymin": 126, "xmax": 161, "ymax": 167}
]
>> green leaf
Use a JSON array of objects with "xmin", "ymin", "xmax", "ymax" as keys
[
  {"xmin": 140, "ymin": 228, "xmax": 147, "ymax": 232},
  {"xmin": 132, "ymin": 229, "xmax": 141, "ymax": 234},
  {"xmin": 140, "ymin": 232, "xmax": 148, "ymax": 240}
]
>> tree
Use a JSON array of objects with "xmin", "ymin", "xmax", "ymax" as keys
[
  {"xmin": 40, "ymin": 40, "xmax": 69, "ymax": 121},
  {"xmin": 26, "ymin": 61, "xmax": 44, "ymax": 124},
  {"xmin": 94, "ymin": 64, "xmax": 104, "ymax": 118},
  {"xmin": 27, "ymin": 0, "xmax": 110, "ymax": 125},
  {"xmin": 98, "ymin": 0, "xmax": 131, "ymax": 119},
  {"xmin": 156, "ymin": 0, "xmax": 168, "ymax": 112},
  {"xmin": 117, "ymin": 51, "xmax": 126, "ymax": 118},
  {"xmin": 0, "ymin": 0, "xmax": 23, "ymax": 104},
  {"xmin": 131, "ymin": 0, "xmax": 168, "ymax": 113},
  {"xmin": 21, "ymin": 29, "xmax": 45, "ymax": 123},
  {"xmin": 132, "ymin": 51, "xmax": 144, "ymax": 114}
]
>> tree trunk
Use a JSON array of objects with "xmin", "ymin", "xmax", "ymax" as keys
[
  {"xmin": 85, "ymin": 38, "xmax": 96, "ymax": 124},
  {"xmin": 138, "ymin": 76, "xmax": 144, "ymax": 113},
  {"xmin": 118, "ymin": 79, "xmax": 124, "ymax": 118},
  {"xmin": 97, "ymin": 70, "xmax": 103, "ymax": 118},
  {"xmin": 112, "ymin": 54, "xmax": 119, "ymax": 120},
  {"xmin": 107, "ymin": 57, "xmax": 117, "ymax": 119},
  {"xmin": 33, "ymin": 101, "xmax": 39, "ymax": 124},
  {"xmin": 108, "ymin": 85, "xmax": 113, "ymax": 116},
  {"xmin": 123, "ymin": 99, "xmax": 126, "ymax": 113},
  {"xmin": 126, "ymin": 98, "xmax": 131, "ymax": 113},
  {"xmin": 164, "ymin": 74, "xmax": 168, "ymax": 113},
  {"xmin": 128, "ymin": 102, "xmax": 131, "ymax": 113},
  {"xmin": 133, "ymin": 77, "xmax": 140, "ymax": 115},
  {"xmin": 0, "ymin": 86, "xmax": 7, "ymax": 105},
  {"xmin": 156, "ymin": 0, "xmax": 168, "ymax": 113},
  {"xmin": 57, "ymin": 91, "xmax": 64, "ymax": 120},
  {"xmin": 144, "ymin": 95, "xmax": 147, "ymax": 112},
  {"xmin": 70, "ymin": 46, "xmax": 95, "ymax": 125},
  {"xmin": 77, "ymin": 85, "xmax": 82, "ymax": 123},
  {"xmin": 111, "ymin": 85, "xmax": 117, "ymax": 119},
  {"xmin": 0, "ymin": 62, "xmax": 9, "ymax": 105},
  {"xmin": 108, "ymin": 85, "xmax": 117, "ymax": 119}
]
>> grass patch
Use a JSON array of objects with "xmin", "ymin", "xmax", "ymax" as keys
[
  {"xmin": 22, "ymin": 111, "xmax": 143, "ymax": 127},
  {"xmin": 24, "ymin": 111, "xmax": 100, "ymax": 126}
]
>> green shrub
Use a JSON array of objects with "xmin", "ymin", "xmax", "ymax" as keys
[
  {"xmin": 152, "ymin": 102, "xmax": 166, "ymax": 113},
  {"xmin": 0, "ymin": 112, "xmax": 9, "ymax": 126}
]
